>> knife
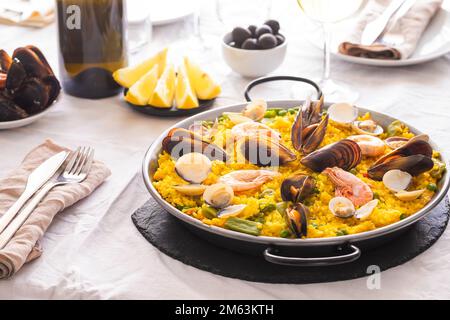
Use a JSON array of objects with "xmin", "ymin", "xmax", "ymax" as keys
[
  {"xmin": 360, "ymin": 0, "xmax": 408, "ymax": 45},
  {"xmin": 0, "ymin": 151, "xmax": 68, "ymax": 234}
]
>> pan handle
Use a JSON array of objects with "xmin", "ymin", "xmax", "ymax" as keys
[
  {"xmin": 263, "ymin": 244, "xmax": 361, "ymax": 267},
  {"xmin": 244, "ymin": 76, "xmax": 323, "ymax": 102}
]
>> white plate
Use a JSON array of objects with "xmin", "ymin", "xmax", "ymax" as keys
[
  {"xmin": 0, "ymin": 104, "xmax": 54, "ymax": 130},
  {"xmin": 307, "ymin": 7, "xmax": 450, "ymax": 67},
  {"xmin": 150, "ymin": 0, "xmax": 194, "ymax": 26}
]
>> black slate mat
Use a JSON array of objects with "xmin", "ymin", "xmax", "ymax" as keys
[{"xmin": 132, "ymin": 197, "xmax": 450, "ymax": 284}]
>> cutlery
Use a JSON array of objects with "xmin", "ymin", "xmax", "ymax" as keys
[
  {"xmin": 0, "ymin": 151, "xmax": 69, "ymax": 235},
  {"xmin": 0, "ymin": 147, "xmax": 94, "ymax": 249},
  {"xmin": 378, "ymin": 0, "xmax": 417, "ymax": 47},
  {"xmin": 360, "ymin": 0, "xmax": 408, "ymax": 45}
]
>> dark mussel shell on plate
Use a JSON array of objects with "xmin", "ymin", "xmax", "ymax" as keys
[
  {"xmin": 281, "ymin": 174, "xmax": 315, "ymax": 203},
  {"xmin": 301, "ymin": 139, "xmax": 362, "ymax": 172},
  {"xmin": 285, "ymin": 203, "xmax": 309, "ymax": 238}
]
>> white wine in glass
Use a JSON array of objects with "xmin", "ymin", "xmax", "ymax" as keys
[{"xmin": 297, "ymin": 0, "xmax": 367, "ymax": 102}]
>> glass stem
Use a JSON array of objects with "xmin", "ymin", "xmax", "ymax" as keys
[{"xmin": 322, "ymin": 22, "xmax": 332, "ymax": 83}]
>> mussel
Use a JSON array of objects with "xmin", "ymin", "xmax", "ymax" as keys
[
  {"xmin": 280, "ymin": 175, "xmax": 315, "ymax": 203},
  {"xmin": 301, "ymin": 139, "xmax": 362, "ymax": 172},
  {"xmin": 368, "ymin": 139, "xmax": 434, "ymax": 180},
  {"xmin": 291, "ymin": 96, "xmax": 329, "ymax": 154},
  {"xmin": 285, "ymin": 203, "xmax": 309, "ymax": 238},
  {"xmin": 236, "ymin": 135, "xmax": 296, "ymax": 167},
  {"xmin": 162, "ymin": 128, "xmax": 228, "ymax": 162}
]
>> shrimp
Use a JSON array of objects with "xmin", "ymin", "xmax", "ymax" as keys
[
  {"xmin": 219, "ymin": 170, "xmax": 280, "ymax": 192},
  {"xmin": 231, "ymin": 122, "xmax": 280, "ymax": 142},
  {"xmin": 323, "ymin": 167, "xmax": 373, "ymax": 207},
  {"xmin": 347, "ymin": 134, "xmax": 385, "ymax": 157}
]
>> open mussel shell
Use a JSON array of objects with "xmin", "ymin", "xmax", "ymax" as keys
[
  {"xmin": 368, "ymin": 154, "xmax": 434, "ymax": 181},
  {"xmin": 285, "ymin": 203, "xmax": 309, "ymax": 238},
  {"xmin": 162, "ymin": 128, "xmax": 228, "ymax": 162},
  {"xmin": 236, "ymin": 135, "xmax": 296, "ymax": 167},
  {"xmin": 281, "ymin": 175, "xmax": 315, "ymax": 203},
  {"xmin": 302, "ymin": 114, "xmax": 329, "ymax": 154},
  {"xmin": 301, "ymin": 139, "xmax": 362, "ymax": 172},
  {"xmin": 373, "ymin": 139, "xmax": 432, "ymax": 168}
]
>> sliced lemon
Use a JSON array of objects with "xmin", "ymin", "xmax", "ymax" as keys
[
  {"xmin": 184, "ymin": 56, "xmax": 221, "ymax": 100},
  {"xmin": 175, "ymin": 64, "xmax": 199, "ymax": 109},
  {"xmin": 113, "ymin": 48, "xmax": 167, "ymax": 88},
  {"xmin": 124, "ymin": 65, "xmax": 159, "ymax": 106},
  {"xmin": 149, "ymin": 64, "xmax": 176, "ymax": 108}
]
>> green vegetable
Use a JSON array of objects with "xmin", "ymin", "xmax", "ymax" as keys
[
  {"xmin": 430, "ymin": 159, "xmax": 446, "ymax": 179},
  {"xmin": 260, "ymin": 203, "xmax": 277, "ymax": 214},
  {"xmin": 277, "ymin": 109, "xmax": 288, "ymax": 116},
  {"xmin": 373, "ymin": 191, "xmax": 380, "ymax": 200},
  {"xmin": 350, "ymin": 168, "xmax": 358, "ymax": 175},
  {"xmin": 259, "ymin": 189, "xmax": 275, "ymax": 198},
  {"xmin": 427, "ymin": 183, "xmax": 437, "ymax": 192},
  {"xmin": 280, "ymin": 230, "xmax": 291, "ymax": 238},
  {"xmin": 400, "ymin": 213, "xmax": 407, "ymax": 220},
  {"xmin": 276, "ymin": 202, "xmax": 289, "ymax": 216},
  {"xmin": 311, "ymin": 222, "xmax": 319, "ymax": 228},
  {"xmin": 225, "ymin": 218, "xmax": 261, "ymax": 236},
  {"xmin": 264, "ymin": 110, "xmax": 277, "ymax": 118},
  {"xmin": 202, "ymin": 206, "xmax": 217, "ymax": 219},
  {"xmin": 387, "ymin": 120, "xmax": 406, "ymax": 137},
  {"xmin": 176, "ymin": 205, "xmax": 188, "ymax": 211},
  {"xmin": 336, "ymin": 229, "xmax": 349, "ymax": 237},
  {"xmin": 288, "ymin": 108, "xmax": 299, "ymax": 114}
]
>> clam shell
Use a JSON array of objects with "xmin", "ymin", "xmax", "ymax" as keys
[
  {"xmin": 203, "ymin": 183, "xmax": 234, "ymax": 209},
  {"xmin": 382, "ymin": 169, "xmax": 412, "ymax": 192},
  {"xmin": 217, "ymin": 204, "xmax": 247, "ymax": 218},
  {"xmin": 173, "ymin": 184, "xmax": 208, "ymax": 196},
  {"xmin": 328, "ymin": 103, "xmax": 358, "ymax": 124},
  {"xmin": 175, "ymin": 152, "xmax": 212, "ymax": 184},
  {"xmin": 395, "ymin": 189, "xmax": 425, "ymax": 201},
  {"xmin": 368, "ymin": 154, "xmax": 434, "ymax": 181},
  {"xmin": 352, "ymin": 120, "xmax": 383, "ymax": 136},
  {"xmin": 355, "ymin": 199, "xmax": 378, "ymax": 220},
  {"xmin": 329, "ymin": 197, "xmax": 355, "ymax": 219},
  {"xmin": 242, "ymin": 99, "xmax": 267, "ymax": 121},
  {"xmin": 301, "ymin": 139, "xmax": 362, "ymax": 172},
  {"xmin": 224, "ymin": 112, "xmax": 254, "ymax": 125}
]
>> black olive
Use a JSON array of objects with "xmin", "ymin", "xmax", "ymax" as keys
[
  {"xmin": 275, "ymin": 34, "xmax": 285, "ymax": 46},
  {"xmin": 241, "ymin": 38, "xmax": 259, "ymax": 50},
  {"xmin": 231, "ymin": 27, "xmax": 252, "ymax": 47},
  {"xmin": 258, "ymin": 33, "xmax": 277, "ymax": 49},
  {"xmin": 255, "ymin": 25, "xmax": 273, "ymax": 37},
  {"xmin": 264, "ymin": 19, "xmax": 280, "ymax": 34},
  {"xmin": 248, "ymin": 25, "xmax": 257, "ymax": 37}
]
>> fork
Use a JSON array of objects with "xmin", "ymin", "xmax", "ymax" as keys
[{"xmin": 0, "ymin": 147, "xmax": 95, "ymax": 249}]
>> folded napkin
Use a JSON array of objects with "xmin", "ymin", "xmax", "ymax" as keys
[
  {"xmin": 339, "ymin": 0, "xmax": 443, "ymax": 60},
  {"xmin": 0, "ymin": 140, "xmax": 111, "ymax": 279},
  {"xmin": 0, "ymin": 0, "xmax": 55, "ymax": 28}
]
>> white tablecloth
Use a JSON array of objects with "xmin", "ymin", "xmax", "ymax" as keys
[{"xmin": 1, "ymin": 0, "xmax": 450, "ymax": 299}]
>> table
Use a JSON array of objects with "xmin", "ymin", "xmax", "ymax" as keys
[{"xmin": 1, "ymin": 0, "xmax": 450, "ymax": 299}]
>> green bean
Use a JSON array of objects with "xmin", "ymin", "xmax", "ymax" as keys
[
  {"xmin": 264, "ymin": 110, "xmax": 277, "ymax": 118},
  {"xmin": 202, "ymin": 206, "xmax": 217, "ymax": 219},
  {"xmin": 225, "ymin": 218, "xmax": 261, "ymax": 236},
  {"xmin": 400, "ymin": 213, "xmax": 407, "ymax": 220},
  {"xmin": 427, "ymin": 183, "xmax": 437, "ymax": 192},
  {"xmin": 260, "ymin": 203, "xmax": 277, "ymax": 214},
  {"xmin": 288, "ymin": 107, "xmax": 299, "ymax": 114},
  {"xmin": 336, "ymin": 229, "xmax": 348, "ymax": 237},
  {"xmin": 280, "ymin": 230, "xmax": 291, "ymax": 238},
  {"xmin": 277, "ymin": 109, "xmax": 288, "ymax": 117}
]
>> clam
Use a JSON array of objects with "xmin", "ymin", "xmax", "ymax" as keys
[
  {"xmin": 329, "ymin": 197, "xmax": 355, "ymax": 219},
  {"xmin": 291, "ymin": 96, "xmax": 328, "ymax": 154},
  {"xmin": 352, "ymin": 120, "xmax": 383, "ymax": 136},
  {"xmin": 203, "ymin": 183, "xmax": 234, "ymax": 209},
  {"xmin": 223, "ymin": 112, "xmax": 254, "ymax": 125},
  {"xmin": 385, "ymin": 137, "xmax": 409, "ymax": 149},
  {"xmin": 175, "ymin": 152, "xmax": 212, "ymax": 184},
  {"xmin": 242, "ymin": 99, "xmax": 267, "ymax": 121},
  {"xmin": 173, "ymin": 184, "xmax": 208, "ymax": 196},
  {"xmin": 395, "ymin": 190, "xmax": 425, "ymax": 201},
  {"xmin": 217, "ymin": 204, "xmax": 247, "ymax": 218},
  {"xmin": 236, "ymin": 135, "xmax": 296, "ymax": 167},
  {"xmin": 382, "ymin": 170, "xmax": 412, "ymax": 192},
  {"xmin": 280, "ymin": 175, "xmax": 315, "ymax": 203},
  {"xmin": 162, "ymin": 128, "xmax": 228, "ymax": 162},
  {"xmin": 301, "ymin": 139, "xmax": 362, "ymax": 172},
  {"xmin": 368, "ymin": 139, "xmax": 434, "ymax": 180},
  {"xmin": 355, "ymin": 199, "xmax": 378, "ymax": 220},
  {"xmin": 285, "ymin": 203, "xmax": 309, "ymax": 238},
  {"xmin": 327, "ymin": 103, "xmax": 358, "ymax": 124}
]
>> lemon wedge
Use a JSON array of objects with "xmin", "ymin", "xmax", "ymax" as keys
[
  {"xmin": 184, "ymin": 56, "xmax": 221, "ymax": 100},
  {"xmin": 113, "ymin": 48, "xmax": 167, "ymax": 88},
  {"xmin": 175, "ymin": 64, "xmax": 199, "ymax": 109},
  {"xmin": 149, "ymin": 64, "xmax": 176, "ymax": 108},
  {"xmin": 124, "ymin": 65, "xmax": 159, "ymax": 106}
]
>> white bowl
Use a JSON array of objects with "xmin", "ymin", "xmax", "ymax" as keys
[
  {"xmin": 0, "ymin": 103, "xmax": 55, "ymax": 130},
  {"xmin": 221, "ymin": 33, "xmax": 287, "ymax": 78}
]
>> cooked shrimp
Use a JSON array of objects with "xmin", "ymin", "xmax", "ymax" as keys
[
  {"xmin": 219, "ymin": 170, "xmax": 280, "ymax": 192},
  {"xmin": 347, "ymin": 134, "xmax": 385, "ymax": 157},
  {"xmin": 231, "ymin": 122, "xmax": 280, "ymax": 142},
  {"xmin": 323, "ymin": 167, "xmax": 373, "ymax": 207}
]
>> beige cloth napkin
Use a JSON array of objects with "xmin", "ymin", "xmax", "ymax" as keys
[
  {"xmin": 0, "ymin": 140, "xmax": 111, "ymax": 279},
  {"xmin": 0, "ymin": 0, "xmax": 55, "ymax": 28},
  {"xmin": 339, "ymin": 0, "xmax": 443, "ymax": 60}
]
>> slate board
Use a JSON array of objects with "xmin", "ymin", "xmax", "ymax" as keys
[{"xmin": 132, "ymin": 197, "xmax": 449, "ymax": 284}]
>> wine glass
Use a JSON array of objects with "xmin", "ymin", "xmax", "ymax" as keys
[
  {"xmin": 297, "ymin": 0, "xmax": 368, "ymax": 102},
  {"xmin": 216, "ymin": 0, "xmax": 272, "ymax": 29}
]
